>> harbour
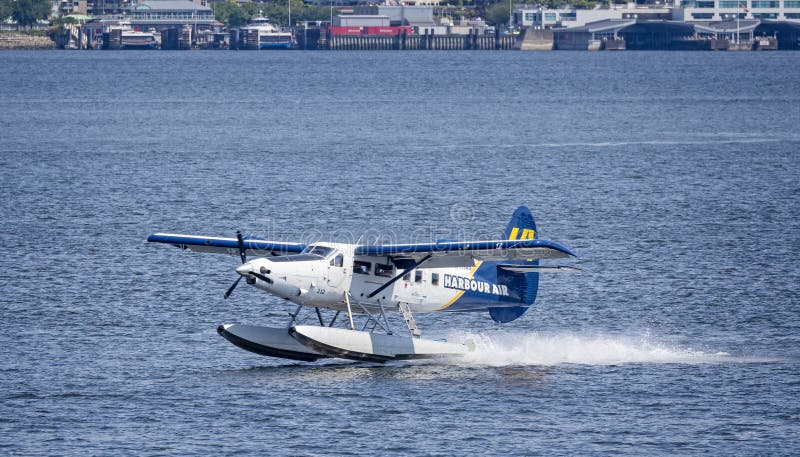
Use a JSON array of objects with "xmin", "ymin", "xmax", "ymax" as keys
[
  {"xmin": 3, "ymin": 0, "xmax": 800, "ymax": 51},
  {"xmin": 2, "ymin": 49, "xmax": 799, "ymax": 455}
]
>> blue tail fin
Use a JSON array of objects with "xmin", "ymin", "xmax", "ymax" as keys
[
  {"xmin": 502, "ymin": 205, "xmax": 538, "ymax": 241},
  {"xmin": 490, "ymin": 206, "xmax": 540, "ymax": 323}
]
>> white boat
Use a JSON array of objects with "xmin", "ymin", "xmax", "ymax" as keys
[
  {"xmin": 107, "ymin": 21, "xmax": 159, "ymax": 49},
  {"xmin": 121, "ymin": 29, "xmax": 159, "ymax": 49},
  {"xmin": 241, "ymin": 16, "xmax": 294, "ymax": 50}
]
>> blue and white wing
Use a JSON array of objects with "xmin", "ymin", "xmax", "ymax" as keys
[
  {"xmin": 147, "ymin": 233, "xmax": 306, "ymax": 257},
  {"xmin": 355, "ymin": 239, "xmax": 576, "ymax": 268}
]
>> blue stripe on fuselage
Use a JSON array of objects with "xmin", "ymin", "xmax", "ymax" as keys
[{"xmin": 442, "ymin": 260, "xmax": 539, "ymax": 313}]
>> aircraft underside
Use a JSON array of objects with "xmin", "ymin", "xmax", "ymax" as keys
[{"xmin": 217, "ymin": 302, "xmax": 473, "ymax": 363}]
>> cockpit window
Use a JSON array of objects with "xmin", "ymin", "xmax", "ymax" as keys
[
  {"xmin": 302, "ymin": 245, "xmax": 336, "ymax": 258},
  {"xmin": 375, "ymin": 263, "xmax": 394, "ymax": 278},
  {"xmin": 354, "ymin": 260, "xmax": 371, "ymax": 275}
]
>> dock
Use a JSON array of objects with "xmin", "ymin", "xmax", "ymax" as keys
[{"xmin": 328, "ymin": 30, "xmax": 516, "ymax": 51}]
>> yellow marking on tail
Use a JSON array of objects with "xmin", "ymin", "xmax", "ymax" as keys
[{"xmin": 521, "ymin": 229, "xmax": 535, "ymax": 240}]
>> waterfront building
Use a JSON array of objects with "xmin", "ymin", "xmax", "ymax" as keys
[
  {"xmin": 130, "ymin": 0, "xmax": 215, "ymax": 30},
  {"xmin": 335, "ymin": 5, "xmax": 439, "ymax": 32},
  {"xmin": 553, "ymin": 19, "xmax": 636, "ymax": 49},
  {"xmin": 514, "ymin": 2, "xmax": 799, "ymax": 29},
  {"xmin": 353, "ymin": 5, "xmax": 436, "ymax": 27},
  {"xmin": 513, "ymin": 4, "xmax": 671, "ymax": 28},
  {"xmin": 333, "ymin": 15, "xmax": 390, "ymax": 27},
  {"xmin": 55, "ymin": 0, "xmax": 88, "ymax": 15},
  {"xmin": 675, "ymin": 0, "xmax": 800, "ymax": 22},
  {"xmin": 694, "ymin": 19, "xmax": 760, "ymax": 39}
]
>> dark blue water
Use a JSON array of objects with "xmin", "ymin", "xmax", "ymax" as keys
[{"xmin": 2, "ymin": 50, "xmax": 799, "ymax": 455}]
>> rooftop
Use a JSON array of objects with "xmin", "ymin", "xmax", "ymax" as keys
[{"xmin": 134, "ymin": 1, "xmax": 212, "ymax": 13}]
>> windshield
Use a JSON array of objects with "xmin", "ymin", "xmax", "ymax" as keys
[{"xmin": 301, "ymin": 245, "xmax": 336, "ymax": 258}]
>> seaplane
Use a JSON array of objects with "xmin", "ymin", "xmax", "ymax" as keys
[{"xmin": 146, "ymin": 206, "xmax": 578, "ymax": 363}]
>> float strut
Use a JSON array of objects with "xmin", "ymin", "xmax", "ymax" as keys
[
  {"xmin": 328, "ymin": 310, "xmax": 340, "ymax": 327},
  {"xmin": 288, "ymin": 305, "xmax": 303, "ymax": 328},
  {"xmin": 344, "ymin": 292, "xmax": 355, "ymax": 331}
]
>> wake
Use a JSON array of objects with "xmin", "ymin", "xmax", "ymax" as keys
[{"xmin": 446, "ymin": 331, "xmax": 746, "ymax": 366}]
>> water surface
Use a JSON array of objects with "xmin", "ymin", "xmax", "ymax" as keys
[{"xmin": 1, "ymin": 50, "xmax": 799, "ymax": 455}]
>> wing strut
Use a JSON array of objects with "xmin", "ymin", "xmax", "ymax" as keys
[{"xmin": 366, "ymin": 254, "xmax": 433, "ymax": 299}]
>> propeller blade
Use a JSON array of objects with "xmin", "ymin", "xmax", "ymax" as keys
[
  {"xmin": 224, "ymin": 275, "xmax": 242, "ymax": 299},
  {"xmin": 236, "ymin": 230, "xmax": 246, "ymax": 264}
]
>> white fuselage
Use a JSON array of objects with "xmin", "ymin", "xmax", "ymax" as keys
[{"xmin": 238, "ymin": 242, "xmax": 483, "ymax": 314}]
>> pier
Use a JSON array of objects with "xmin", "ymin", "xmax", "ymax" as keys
[{"xmin": 328, "ymin": 31, "xmax": 516, "ymax": 51}]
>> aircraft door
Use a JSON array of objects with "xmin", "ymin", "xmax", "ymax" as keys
[{"xmin": 326, "ymin": 251, "xmax": 347, "ymax": 291}]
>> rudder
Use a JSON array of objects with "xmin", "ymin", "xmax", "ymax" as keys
[{"xmin": 490, "ymin": 206, "xmax": 540, "ymax": 323}]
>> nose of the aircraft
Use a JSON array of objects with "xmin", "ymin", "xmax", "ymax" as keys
[{"xmin": 236, "ymin": 262, "xmax": 254, "ymax": 276}]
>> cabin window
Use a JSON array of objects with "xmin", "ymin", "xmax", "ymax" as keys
[
  {"xmin": 330, "ymin": 254, "xmax": 343, "ymax": 267},
  {"xmin": 375, "ymin": 263, "xmax": 394, "ymax": 278},
  {"xmin": 402, "ymin": 271, "xmax": 411, "ymax": 281},
  {"xmin": 302, "ymin": 245, "xmax": 335, "ymax": 258},
  {"xmin": 414, "ymin": 270, "xmax": 423, "ymax": 283},
  {"xmin": 354, "ymin": 260, "xmax": 371, "ymax": 275},
  {"xmin": 431, "ymin": 273, "xmax": 439, "ymax": 286}
]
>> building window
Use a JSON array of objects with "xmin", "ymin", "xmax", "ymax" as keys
[
  {"xmin": 785, "ymin": 1, "xmax": 800, "ymax": 7},
  {"xmin": 696, "ymin": 1, "xmax": 715, "ymax": 7},
  {"xmin": 375, "ymin": 263, "xmax": 394, "ymax": 278},
  {"xmin": 354, "ymin": 260, "xmax": 371, "ymax": 275},
  {"xmin": 414, "ymin": 270, "xmax": 423, "ymax": 283},
  {"xmin": 544, "ymin": 13, "xmax": 556, "ymax": 21},
  {"xmin": 719, "ymin": 0, "xmax": 746, "ymax": 7},
  {"xmin": 752, "ymin": 12, "xmax": 778, "ymax": 17},
  {"xmin": 524, "ymin": 12, "xmax": 535, "ymax": 21},
  {"xmin": 786, "ymin": 12, "xmax": 800, "ymax": 17},
  {"xmin": 593, "ymin": 31, "xmax": 616, "ymax": 40},
  {"xmin": 692, "ymin": 12, "xmax": 714, "ymax": 18},
  {"xmin": 751, "ymin": 0, "xmax": 778, "ymax": 6}
]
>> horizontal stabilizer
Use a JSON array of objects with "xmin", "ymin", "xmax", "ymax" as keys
[{"xmin": 497, "ymin": 264, "xmax": 581, "ymax": 273}]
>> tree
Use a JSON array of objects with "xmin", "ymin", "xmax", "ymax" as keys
[
  {"xmin": 0, "ymin": 0, "xmax": 13, "ymax": 21},
  {"xmin": 227, "ymin": 8, "xmax": 250, "ymax": 27},
  {"xmin": 484, "ymin": 2, "xmax": 510, "ymax": 26},
  {"xmin": 11, "ymin": 0, "xmax": 51, "ymax": 29}
]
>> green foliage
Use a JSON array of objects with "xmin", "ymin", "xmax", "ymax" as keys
[
  {"xmin": 484, "ymin": 2, "xmax": 510, "ymax": 26},
  {"xmin": 50, "ymin": 16, "xmax": 78, "ymax": 27},
  {"xmin": 571, "ymin": 0, "xmax": 600, "ymax": 8},
  {"xmin": 0, "ymin": 0, "xmax": 12, "ymax": 21},
  {"xmin": 227, "ymin": 8, "xmax": 251, "ymax": 27},
  {"xmin": 10, "ymin": 0, "xmax": 50, "ymax": 28},
  {"xmin": 212, "ymin": 0, "xmax": 335, "ymax": 28}
]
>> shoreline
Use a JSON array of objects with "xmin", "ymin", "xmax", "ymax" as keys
[{"xmin": 0, "ymin": 33, "xmax": 57, "ymax": 50}]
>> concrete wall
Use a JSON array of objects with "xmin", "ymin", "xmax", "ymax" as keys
[{"xmin": 519, "ymin": 28, "xmax": 553, "ymax": 50}]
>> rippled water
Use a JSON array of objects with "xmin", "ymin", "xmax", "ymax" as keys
[{"xmin": 1, "ymin": 51, "xmax": 799, "ymax": 455}]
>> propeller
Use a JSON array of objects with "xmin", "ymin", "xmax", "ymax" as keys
[{"xmin": 223, "ymin": 230, "xmax": 249, "ymax": 300}]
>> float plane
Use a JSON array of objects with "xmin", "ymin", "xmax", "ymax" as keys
[{"xmin": 147, "ymin": 206, "xmax": 578, "ymax": 363}]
